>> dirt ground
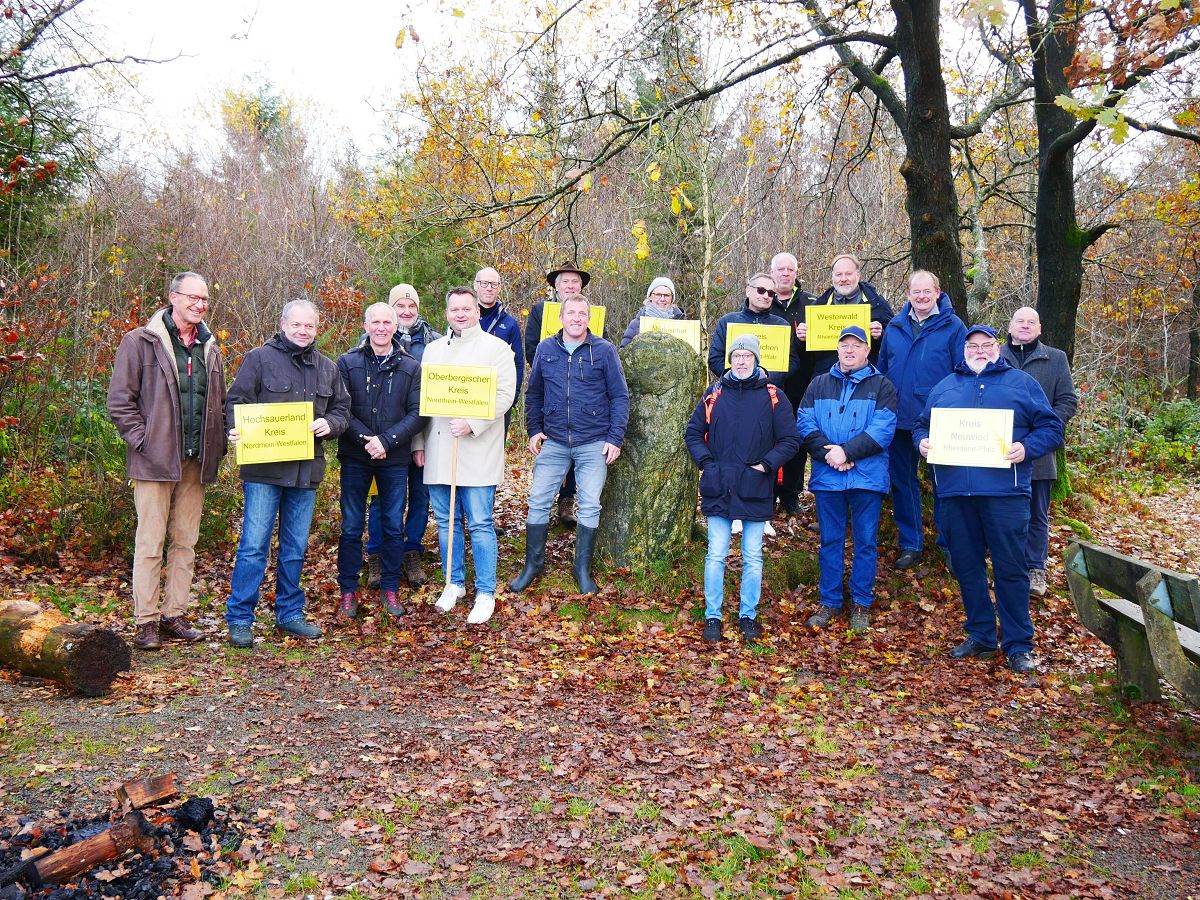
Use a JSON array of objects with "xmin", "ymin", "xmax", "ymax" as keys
[{"xmin": 1, "ymin": 480, "xmax": 1198, "ymax": 899}]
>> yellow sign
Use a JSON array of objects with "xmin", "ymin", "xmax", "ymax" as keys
[
  {"xmin": 926, "ymin": 407, "xmax": 1014, "ymax": 468},
  {"xmin": 639, "ymin": 317, "xmax": 702, "ymax": 353},
  {"xmin": 234, "ymin": 402, "xmax": 314, "ymax": 466},
  {"xmin": 420, "ymin": 364, "xmax": 498, "ymax": 419},
  {"xmin": 540, "ymin": 302, "xmax": 606, "ymax": 341},
  {"xmin": 724, "ymin": 323, "xmax": 791, "ymax": 371},
  {"xmin": 804, "ymin": 305, "xmax": 872, "ymax": 351}
]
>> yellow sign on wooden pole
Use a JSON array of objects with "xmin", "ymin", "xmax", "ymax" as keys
[
  {"xmin": 639, "ymin": 317, "xmax": 702, "ymax": 353},
  {"xmin": 539, "ymin": 302, "xmax": 607, "ymax": 341},
  {"xmin": 804, "ymin": 305, "xmax": 872, "ymax": 351},
  {"xmin": 420, "ymin": 364, "xmax": 499, "ymax": 419},
  {"xmin": 926, "ymin": 407, "xmax": 1014, "ymax": 468},
  {"xmin": 233, "ymin": 402, "xmax": 314, "ymax": 466},
  {"xmin": 724, "ymin": 323, "xmax": 791, "ymax": 371}
]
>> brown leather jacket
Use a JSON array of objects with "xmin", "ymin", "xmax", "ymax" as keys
[{"xmin": 107, "ymin": 308, "xmax": 227, "ymax": 483}]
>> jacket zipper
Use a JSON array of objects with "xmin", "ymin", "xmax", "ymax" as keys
[{"xmin": 565, "ymin": 345, "xmax": 573, "ymax": 447}]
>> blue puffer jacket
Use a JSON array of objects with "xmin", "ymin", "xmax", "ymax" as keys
[
  {"xmin": 708, "ymin": 302, "xmax": 802, "ymax": 389},
  {"xmin": 480, "ymin": 301, "xmax": 525, "ymax": 396},
  {"xmin": 877, "ymin": 293, "xmax": 966, "ymax": 430},
  {"xmin": 526, "ymin": 331, "xmax": 630, "ymax": 446},
  {"xmin": 797, "ymin": 362, "xmax": 897, "ymax": 493},
  {"xmin": 336, "ymin": 342, "xmax": 424, "ymax": 466},
  {"xmin": 684, "ymin": 369, "xmax": 801, "ymax": 522},
  {"xmin": 913, "ymin": 358, "xmax": 1064, "ymax": 498}
]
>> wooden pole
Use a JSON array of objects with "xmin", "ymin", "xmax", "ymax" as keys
[
  {"xmin": 29, "ymin": 811, "xmax": 155, "ymax": 886},
  {"xmin": 0, "ymin": 600, "xmax": 131, "ymax": 696},
  {"xmin": 446, "ymin": 435, "xmax": 459, "ymax": 585}
]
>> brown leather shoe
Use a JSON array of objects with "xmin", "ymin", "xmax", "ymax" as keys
[
  {"xmin": 365, "ymin": 553, "xmax": 381, "ymax": 589},
  {"xmin": 133, "ymin": 621, "xmax": 162, "ymax": 650},
  {"xmin": 160, "ymin": 616, "xmax": 203, "ymax": 642},
  {"xmin": 402, "ymin": 550, "xmax": 428, "ymax": 587},
  {"xmin": 556, "ymin": 496, "xmax": 577, "ymax": 526}
]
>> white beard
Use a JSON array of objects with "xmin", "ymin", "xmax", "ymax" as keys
[{"xmin": 966, "ymin": 357, "xmax": 989, "ymax": 374}]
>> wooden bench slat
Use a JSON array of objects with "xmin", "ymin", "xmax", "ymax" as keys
[{"xmin": 1096, "ymin": 596, "xmax": 1200, "ymax": 662}]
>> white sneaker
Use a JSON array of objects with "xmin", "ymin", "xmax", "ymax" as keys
[
  {"xmin": 435, "ymin": 583, "xmax": 466, "ymax": 612},
  {"xmin": 764, "ymin": 521, "xmax": 776, "ymax": 537},
  {"xmin": 466, "ymin": 593, "xmax": 495, "ymax": 624},
  {"xmin": 731, "ymin": 519, "xmax": 743, "ymax": 535}
]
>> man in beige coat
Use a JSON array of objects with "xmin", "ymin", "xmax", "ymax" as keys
[
  {"xmin": 414, "ymin": 286, "xmax": 516, "ymax": 624},
  {"xmin": 107, "ymin": 272, "xmax": 227, "ymax": 650}
]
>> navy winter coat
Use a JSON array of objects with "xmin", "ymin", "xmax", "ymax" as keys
[
  {"xmin": 769, "ymin": 289, "xmax": 818, "ymax": 401},
  {"xmin": 1000, "ymin": 340, "xmax": 1077, "ymax": 481},
  {"xmin": 396, "ymin": 318, "xmax": 440, "ymax": 362},
  {"xmin": 797, "ymin": 362, "xmax": 898, "ymax": 494},
  {"xmin": 684, "ymin": 370, "xmax": 801, "ymax": 522},
  {"xmin": 619, "ymin": 305, "xmax": 687, "ymax": 347},
  {"xmin": 526, "ymin": 331, "xmax": 630, "ymax": 447},
  {"xmin": 913, "ymin": 358, "xmax": 1064, "ymax": 498},
  {"xmin": 708, "ymin": 302, "xmax": 802, "ymax": 389},
  {"xmin": 480, "ymin": 301, "xmax": 525, "ymax": 396},
  {"xmin": 877, "ymin": 292, "xmax": 967, "ymax": 431},
  {"xmin": 805, "ymin": 282, "xmax": 894, "ymax": 374},
  {"xmin": 336, "ymin": 342, "xmax": 424, "ymax": 467}
]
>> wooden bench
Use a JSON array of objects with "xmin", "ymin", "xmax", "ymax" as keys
[{"xmin": 1065, "ymin": 540, "xmax": 1200, "ymax": 704}]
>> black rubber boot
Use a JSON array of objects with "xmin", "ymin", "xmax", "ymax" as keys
[
  {"xmin": 508, "ymin": 523, "xmax": 549, "ymax": 592},
  {"xmin": 573, "ymin": 524, "xmax": 599, "ymax": 595}
]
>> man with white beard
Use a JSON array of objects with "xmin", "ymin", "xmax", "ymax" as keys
[{"xmin": 914, "ymin": 325, "xmax": 1062, "ymax": 675}]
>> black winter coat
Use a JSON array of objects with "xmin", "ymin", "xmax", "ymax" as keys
[
  {"xmin": 684, "ymin": 369, "xmax": 801, "ymax": 521},
  {"xmin": 336, "ymin": 342, "xmax": 424, "ymax": 467}
]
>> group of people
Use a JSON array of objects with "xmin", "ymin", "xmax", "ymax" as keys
[{"xmin": 107, "ymin": 254, "xmax": 1077, "ymax": 674}]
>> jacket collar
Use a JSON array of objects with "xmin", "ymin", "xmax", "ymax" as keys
[
  {"xmin": 719, "ymin": 367, "xmax": 769, "ymax": 390},
  {"xmin": 740, "ymin": 301, "xmax": 778, "ymax": 320},
  {"xmin": 267, "ymin": 332, "xmax": 317, "ymax": 366},
  {"xmin": 830, "ymin": 361, "xmax": 880, "ymax": 383}
]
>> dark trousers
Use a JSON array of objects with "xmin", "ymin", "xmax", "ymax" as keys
[
  {"xmin": 1026, "ymin": 479, "xmax": 1052, "ymax": 569},
  {"xmin": 814, "ymin": 489, "xmax": 884, "ymax": 609},
  {"xmin": 940, "ymin": 495, "xmax": 1033, "ymax": 656}
]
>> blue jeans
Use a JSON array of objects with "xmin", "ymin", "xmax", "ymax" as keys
[
  {"xmin": 1026, "ymin": 479, "xmax": 1052, "ymax": 569},
  {"xmin": 428, "ymin": 484, "xmax": 497, "ymax": 594},
  {"xmin": 366, "ymin": 462, "xmax": 430, "ymax": 555},
  {"xmin": 704, "ymin": 516, "xmax": 765, "ymax": 620},
  {"xmin": 940, "ymin": 495, "xmax": 1033, "ymax": 655},
  {"xmin": 226, "ymin": 481, "xmax": 317, "ymax": 627},
  {"xmin": 889, "ymin": 431, "xmax": 946, "ymax": 553},
  {"xmin": 339, "ymin": 461, "xmax": 407, "ymax": 592},
  {"xmin": 526, "ymin": 439, "xmax": 610, "ymax": 529},
  {"xmin": 815, "ymin": 489, "xmax": 884, "ymax": 609}
]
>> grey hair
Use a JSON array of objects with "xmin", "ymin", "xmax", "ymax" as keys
[
  {"xmin": 559, "ymin": 294, "xmax": 591, "ymax": 316},
  {"xmin": 748, "ymin": 271, "xmax": 774, "ymax": 285},
  {"xmin": 169, "ymin": 271, "xmax": 207, "ymax": 294},
  {"xmin": 280, "ymin": 297, "xmax": 319, "ymax": 321},
  {"xmin": 364, "ymin": 301, "xmax": 397, "ymax": 325}
]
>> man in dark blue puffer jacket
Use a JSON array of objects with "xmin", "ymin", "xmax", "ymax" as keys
[
  {"xmin": 797, "ymin": 326, "xmax": 898, "ymax": 633},
  {"xmin": 914, "ymin": 325, "xmax": 1063, "ymax": 675},
  {"xmin": 686, "ymin": 334, "xmax": 801, "ymax": 645}
]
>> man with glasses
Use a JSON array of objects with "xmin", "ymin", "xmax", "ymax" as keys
[
  {"xmin": 109, "ymin": 272, "xmax": 227, "ymax": 651},
  {"xmin": 1000, "ymin": 307, "xmax": 1077, "ymax": 598},
  {"xmin": 915, "ymin": 325, "xmax": 1062, "ymax": 675},
  {"xmin": 708, "ymin": 272, "xmax": 800, "ymax": 389},
  {"xmin": 877, "ymin": 270, "xmax": 966, "ymax": 570},
  {"xmin": 474, "ymin": 267, "xmax": 524, "ymax": 434}
]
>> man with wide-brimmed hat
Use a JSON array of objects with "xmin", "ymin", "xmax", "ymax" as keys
[{"xmin": 524, "ymin": 260, "xmax": 592, "ymax": 525}]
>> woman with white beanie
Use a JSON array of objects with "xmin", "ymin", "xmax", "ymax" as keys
[{"xmin": 619, "ymin": 277, "xmax": 686, "ymax": 347}]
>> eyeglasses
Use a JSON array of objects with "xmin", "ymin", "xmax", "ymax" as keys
[
  {"xmin": 172, "ymin": 291, "xmax": 209, "ymax": 306},
  {"xmin": 474, "ymin": 280, "xmax": 500, "ymax": 288},
  {"xmin": 750, "ymin": 286, "xmax": 777, "ymax": 300},
  {"xmin": 965, "ymin": 341, "xmax": 997, "ymax": 351},
  {"xmin": 649, "ymin": 292, "xmax": 674, "ymax": 300}
]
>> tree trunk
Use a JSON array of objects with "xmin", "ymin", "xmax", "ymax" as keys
[
  {"xmin": 893, "ymin": 0, "xmax": 968, "ymax": 321},
  {"xmin": 1189, "ymin": 267, "xmax": 1199, "ymax": 400},
  {"xmin": 597, "ymin": 333, "xmax": 707, "ymax": 567},
  {"xmin": 0, "ymin": 600, "xmax": 131, "ymax": 696}
]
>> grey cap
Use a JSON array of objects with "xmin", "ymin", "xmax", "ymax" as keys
[{"xmin": 728, "ymin": 333, "xmax": 761, "ymax": 365}]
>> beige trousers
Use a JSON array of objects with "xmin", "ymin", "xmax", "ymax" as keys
[{"xmin": 131, "ymin": 460, "xmax": 204, "ymax": 624}]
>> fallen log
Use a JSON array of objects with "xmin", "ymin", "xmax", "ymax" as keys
[
  {"xmin": 27, "ymin": 811, "xmax": 155, "ymax": 887},
  {"xmin": 0, "ymin": 599, "xmax": 131, "ymax": 696},
  {"xmin": 117, "ymin": 772, "xmax": 178, "ymax": 811}
]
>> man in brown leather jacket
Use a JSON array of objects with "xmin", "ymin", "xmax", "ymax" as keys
[{"xmin": 108, "ymin": 272, "xmax": 227, "ymax": 650}]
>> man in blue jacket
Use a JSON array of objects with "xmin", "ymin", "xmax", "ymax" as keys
[
  {"xmin": 510, "ymin": 296, "xmax": 629, "ymax": 595},
  {"xmin": 708, "ymin": 272, "xmax": 802, "ymax": 391},
  {"xmin": 334, "ymin": 302, "xmax": 424, "ymax": 623},
  {"xmin": 685, "ymin": 334, "xmax": 801, "ymax": 643},
  {"xmin": 475, "ymin": 266, "xmax": 525, "ymax": 429},
  {"xmin": 797, "ymin": 326, "xmax": 898, "ymax": 633},
  {"xmin": 915, "ymin": 325, "xmax": 1064, "ymax": 675},
  {"xmin": 877, "ymin": 270, "xmax": 966, "ymax": 569}
]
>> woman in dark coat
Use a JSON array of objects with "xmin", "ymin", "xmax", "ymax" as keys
[{"xmin": 685, "ymin": 334, "xmax": 801, "ymax": 644}]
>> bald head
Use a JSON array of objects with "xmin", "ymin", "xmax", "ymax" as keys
[
  {"xmin": 474, "ymin": 267, "xmax": 502, "ymax": 309},
  {"xmin": 1008, "ymin": 306, "xmax": 1042, "ymax": 345}
]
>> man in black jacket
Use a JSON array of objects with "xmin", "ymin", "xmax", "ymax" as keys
[
  {"xmin": 334, "ymin": 302, "xmax": 424, "ymax": 622},
  {"xmin": 225, "ymin": 298, "xmax": 351, "ymax": 648}
]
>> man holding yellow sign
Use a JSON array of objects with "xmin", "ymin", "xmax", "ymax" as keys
[
  {"xmin": 225, "ymin": 298, "xmax": 351, "ymax": 648},
  {"xmin": 708, "ymin": 272, "xmax": 799, "ymax": 389},
  {"xmin": 915, "ymin": 325, "xmax": 1063, "ymax": 675}
]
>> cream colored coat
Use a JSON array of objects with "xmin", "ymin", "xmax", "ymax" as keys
[{"xmin": 415, "ymin": 323, "xmax": 516, "ymax": 486}]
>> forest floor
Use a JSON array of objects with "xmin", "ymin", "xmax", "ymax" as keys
[{"xmin": 1, "ymin": 466, "xmax": 1198, "ymax": 899}]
